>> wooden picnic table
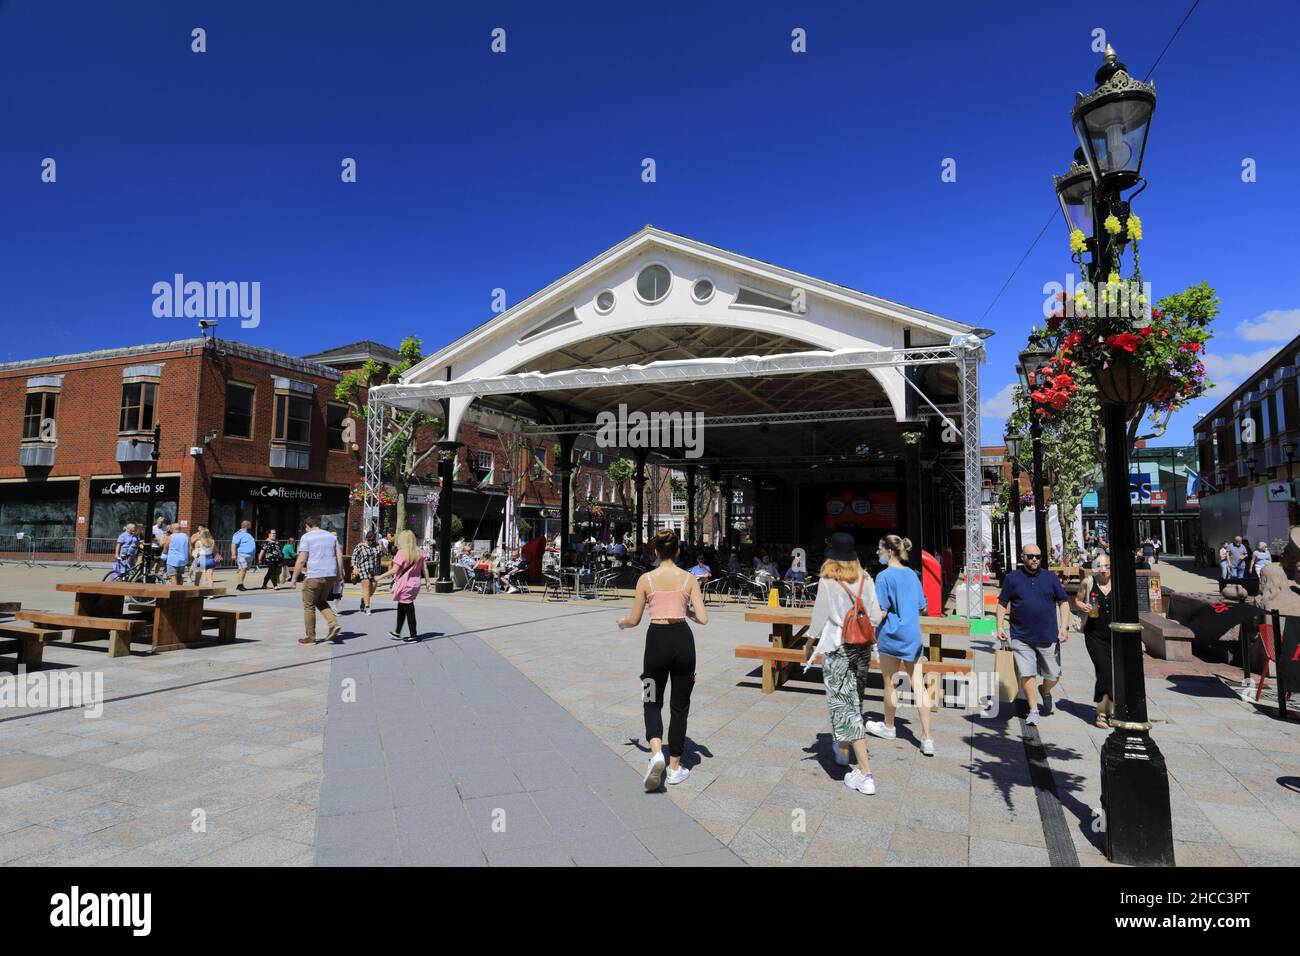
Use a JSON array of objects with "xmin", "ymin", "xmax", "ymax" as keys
[
  {"xmin": 741, "ymin": 609, "xmax": 974, "ymax": 699},
  {"xmin": 35, "ymin": 581, "xmax": 226, "ymax": 655}
]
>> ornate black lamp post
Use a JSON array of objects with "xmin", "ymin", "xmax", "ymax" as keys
[
  {"xmin": 1055, "ymin": 45, "xmax": 1172, "ymax": 866},
  {"xmin": 1017, "ymin": 346, "xmax": 1053, "ymax": 556},
  {"xmin": 1004, "ymin": 431, "xmax": 1025, "ymax": 564}
]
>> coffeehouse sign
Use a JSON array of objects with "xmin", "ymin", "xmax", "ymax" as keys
[
  {"xmin": 95, "ymin": 478, "xmax": 178, "ymax": 498},
  {"xmin": 247, "ymin": 485, "xmax": 324, "ymax": 501},
  {"xmin": 99, "ymin": 481, "xmax": 168, "ymax": 497}
]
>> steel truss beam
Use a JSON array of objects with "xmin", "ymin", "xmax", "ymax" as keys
[
  {"xmin": 959, "ymin": 346, "xmax": 983, "ymax": 618},
  {"xmin": 516, "ymin": 404, "xmax": 960, "ymax": 436}
]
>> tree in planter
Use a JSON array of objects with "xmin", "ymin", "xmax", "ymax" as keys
[
  {"xmin": 1006, "ymin": 365, "xmax": 1101, "ymax": 568},
  {"xmin": 335, "ymin": 336, "xmax": 441, "ymax": 534}
]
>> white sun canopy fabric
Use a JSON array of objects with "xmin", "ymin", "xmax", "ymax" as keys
[{"xmin": 368, "ymin": 343, "xmax": 973, "ymax": 411}]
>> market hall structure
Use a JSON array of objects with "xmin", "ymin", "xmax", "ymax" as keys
[{"xmin": 368, "ymin": 226, "xmax": 990, "ymax": 613}]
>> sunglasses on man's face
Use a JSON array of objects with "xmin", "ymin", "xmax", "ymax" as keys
[{"xmin": 1023, "ymin": 554, "xmax": 1042, "ymax": 561}]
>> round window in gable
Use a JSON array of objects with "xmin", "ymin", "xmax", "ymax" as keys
[
  {"xmin": 595, "ymin": 290, "xmax": 616, "ymax": 314},
  {"xmin": 635, "ymin": 264, "xmax": 671, "ymax": 303},
  {"xmin": 691, "ymin": 278, "xmax": 715, "ymax": 303}
]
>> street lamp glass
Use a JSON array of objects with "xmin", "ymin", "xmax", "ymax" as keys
[
  {"xmin": 1017, "ymin": 346, "xmax": 1053, "ymax": 391},
  {"xmin": 1072, "ymin": 49, "xmax": 1156, "ymax": 187},
  {"xmin": 1004, "ymin": 432, "xmax": 1023, "ymax": 458},
  {"xmin": 1054, "ymin": 162, "xmax": 1095, "ymax": 236}
]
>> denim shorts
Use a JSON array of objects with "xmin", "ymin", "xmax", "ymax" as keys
[{"xmin": 167, "ymin": 562, "xmax": 187, "ymax": 577}]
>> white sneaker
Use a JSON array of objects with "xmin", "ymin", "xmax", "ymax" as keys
[
  {"xmin": 364, "ymin": 606, "xmax": 372, "ymax": 616},
  {"xmin": 833, "ymin": 742, "xmax": 850, "ymax": 766},
  {"xmin": 666, "ymin": 765, "xmax": 690, "ymax": 786},
  {"xmin": 844, "ymin": 769, "xmax": 876, "ymax": 795},
  {"xmin": 921, "ymin": 738, "xmax": 936, "ymax": 757},
  {"xmin": 643, "ymin": 751, "xmax": 666, "ymax": 791},
  {"xmin": 865, "ymin": 720, "xmax": 896, "ymax": 740}
]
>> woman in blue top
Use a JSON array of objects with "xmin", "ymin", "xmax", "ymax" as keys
[{"xmin": 865, "ymin": 535, "xmax": 935, "ymax": 756}]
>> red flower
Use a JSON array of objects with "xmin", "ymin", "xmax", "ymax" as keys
[
  {"xmin": 1052, "ymin": 374, "xmax": 1074, "ymax": 390},
  {"xmin": 1151, "ymin": 308, "xmax": 1164, "ymax": 319},
  {"xmin": 1181, "ymin": 342, "xmax": 1201, "ymax": 353},
  {"xmin": 1138, "ymin": 326, "xmax": 1155, "ymax": 337},
  {"xmin": 1063, "ymin": 331, "xmax": 1084, "ymax": 350},
  {"xmin": 1046, "ymin": 315, "xmax": 1063, "ymax": 331},
  {"xmin": 1106, "ymin": 333, "xmax": 1143, "ymax": 353},
  {"xmin": 1049, "ymin": 392, "xmax": 1070, "ymax": 410}
]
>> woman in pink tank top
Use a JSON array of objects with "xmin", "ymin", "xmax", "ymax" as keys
[{"xmin": 616, "ymin": 529, "xmax": 708, "ymax": 791}]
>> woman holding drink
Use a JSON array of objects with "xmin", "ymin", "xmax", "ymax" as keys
[{"xmin": 1074, "ymin": 554, "xmax": 1114, "ymax": 728}]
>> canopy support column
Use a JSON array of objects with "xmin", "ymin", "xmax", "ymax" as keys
[
  {"xmin": 434, "ymin": 440, "xmax": 461, "ymax": 593},
  {"xmin": 557, "ymin": 434, "xmax": 576, "ymax": 562},
  {"xmin": 633, "ymin": 448, "xmax": 648, "ymax": 557},
  {"xmin": 959, "ymin": 344, "xmax": 983, "ymax": 617},
  {"xmin": 686, "ymin": 465, "xmax": 697, "ymax": 550}
]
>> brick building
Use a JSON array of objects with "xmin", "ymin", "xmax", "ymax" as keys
[
  {"xmin": 0, "ymin": 337, "xmax": 362, "ymax": 558},
  {"xmin": 0, "ymin": 334, "xmax": 649, "ymax": 562}
]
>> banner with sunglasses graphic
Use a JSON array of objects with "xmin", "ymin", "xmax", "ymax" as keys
[{"xmin": 824, "ymin": 491, "xmax": 897, "ymax": 529}]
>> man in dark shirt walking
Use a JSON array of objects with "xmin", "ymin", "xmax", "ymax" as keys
[{"xmin": 996, "ymin": 545, "xmax": 1070, "ymax": 726}]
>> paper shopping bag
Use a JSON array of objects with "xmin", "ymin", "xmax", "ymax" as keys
[{"xmin": 995, "ymin": 645, "xmax": 1019, "ymax": 703}]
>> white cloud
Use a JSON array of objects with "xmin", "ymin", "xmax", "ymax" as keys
[
  {"xmin": 980, "ymin": 382, "xmax": 1017, "ymax": 420},
  {"xmin": 1202, "ymin": 346, "xmax": 1284, "ymax": 382},
  {"xmin": 1236, "ymin": 309, "xmax": 1300, "ymax": 342}
]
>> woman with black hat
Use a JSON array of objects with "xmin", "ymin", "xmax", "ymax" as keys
[{"xmin": 805, "ymin": 532, "xmax": 882, "ymax": 795}]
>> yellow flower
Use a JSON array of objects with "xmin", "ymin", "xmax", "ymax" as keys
[
  {"xmin": 1126, "ymin": 214, "xmax": 1143, "ymax": 241},
  {"xmin": 1069, "ymin": 229, "xmax": 1087, "ymax": 255},
  {"xmin": 1075, "ymin": 290, "xmax": 1091, "ymax": 312},
  {"xmin": 1104, "ymin": 214, "xmax": 1122, "ymax": 235},
  {"xmin": 1107, "ymin": 272, "xmax": 1121, "ymax": 287}
]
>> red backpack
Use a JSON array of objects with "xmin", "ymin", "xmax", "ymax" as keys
[{"xmin": 837, "ymin": 577, "xmax": 877, "ymax": 645}]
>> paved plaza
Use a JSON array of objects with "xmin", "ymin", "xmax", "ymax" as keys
[{"xmin": 2, "ymin": 564, "xmax": 1299, "ymax": 866}]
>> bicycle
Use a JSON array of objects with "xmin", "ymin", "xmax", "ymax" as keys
[{"xmin": 104, "ymin": 544, "xmax": 165, "ymax": 588}]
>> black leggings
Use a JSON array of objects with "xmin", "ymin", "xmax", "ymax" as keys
[
  {"xmin": 395, "ymin": 602, "xmax": 418, "ymax": 638},
  {"xmin": 1084, "ymin": 629, "xmax": 1113, "ymax": 703},
  {"xmin": 263, "ymin": 563, "xmax": 281, "ymax": 589},
  {"xmin": 641, "ymin": 622, "xmax": 696, "ymax": 758}
]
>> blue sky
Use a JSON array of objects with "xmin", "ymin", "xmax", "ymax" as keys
[{"xmin": 2, "ymin": 0, "xmax": 1297, "ymax": 446}]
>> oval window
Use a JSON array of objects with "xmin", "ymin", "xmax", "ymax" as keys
[
  {"xmin": 595, "ymin": 290, "xmax": 615, "ymax": 313},
  {"xmin": 692, "ymin": 278, "xmax": 714, "ymax": 303}
]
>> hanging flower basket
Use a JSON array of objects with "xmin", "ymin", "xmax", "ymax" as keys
[{"xmin": 1092, "ymin": 355, "xmax": 1167, "ymax": 410}]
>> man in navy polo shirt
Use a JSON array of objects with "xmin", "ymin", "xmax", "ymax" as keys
[{"xmin": 996, "ymin": 544, "xmax": 1070, "ymax": 725}]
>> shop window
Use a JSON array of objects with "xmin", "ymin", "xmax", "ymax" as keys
[
  {"xmin": 327, "ymin": 403, "xmax": 348, "ymax": 451},
  {"xmin": 475, "ymin": 450, "xmax": 494, "ymax": 474},
  {"xmin": 22, "ymin": 390, "xmax": 57, "ymax": 441},
  {"xmin": 224, "ymin": 383, "xmax": 255, "ymax": 438},
  {"xmin": 274, "ymin": 392, "xmax": 312, "ymax": 444},
  {"xmin": 119, "ymin": 381, "xmax": 158, "ymax": 433}
]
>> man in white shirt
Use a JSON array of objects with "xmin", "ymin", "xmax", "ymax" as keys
[{"xmin": 289, "ymin": 516, "xmax": 343, "ymax": 645}]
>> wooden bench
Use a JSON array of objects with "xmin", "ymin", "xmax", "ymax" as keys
[
  {"xmin": 735, "ymin": 644, "xmax": 974, "ymax": 695},
  {"xmin": 202, "ymin": 607, "xmax": 252, "ymax": 643},
  {"xmin": 0, "ymin": 623, "xmax": 64, "ymax": 670},
  {"xmin": 129, "ymin": 603, "xmax": 252, "ymax": 644},
  {"xmin": 16, "ymin": 611, "xmax": 147, "ymax": 658},
  {"xmin": 741, "ymin": 608, "xmax": 976, "ymax": 701}
]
